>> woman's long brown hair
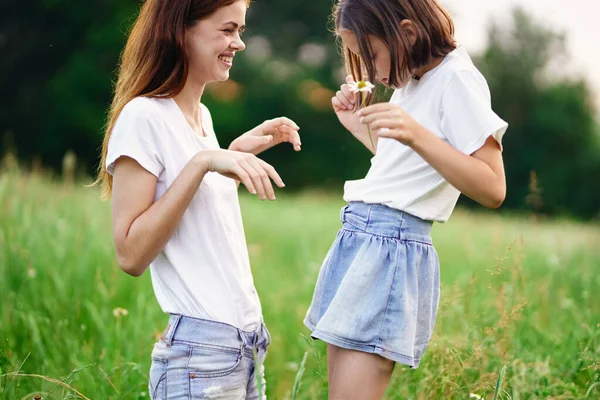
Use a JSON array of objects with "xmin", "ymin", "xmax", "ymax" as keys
[{"xmin": 95, "ymin": 0, "xmax": 250, "ymax": 199}]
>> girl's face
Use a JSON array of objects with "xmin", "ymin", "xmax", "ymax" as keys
[
  {"xmin": 339, "ymin": 28, "xmax": 415, "ymax": 89},
  {"xmin": 186, "ymin": 0, "xmax": 246, "ymax": 84}
]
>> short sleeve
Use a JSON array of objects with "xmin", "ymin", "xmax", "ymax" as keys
[
  {"xmin": 440, "ymin": 69, "xmax": 508, "ymax": 155},
  {"xmin": 106, "ymin": 98, "xmax": 164, "ymax": 177}
]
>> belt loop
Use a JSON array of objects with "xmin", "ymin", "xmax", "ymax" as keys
[
  {"xmin": 263, "ymin": 323, "xmax": 271, "ymax": 346},
  {"xmin": 238, "ymin": 328, "xmax": 246, "ymax": 354},
  {"xmin": 398, "ymin": 210, "xmax": 406, "ymax": 240},
  {"xmin": 366, "ymin": 203, "xmax": 373, "ymax": 227},
  {"xmin": 340, "ymin": 204, "xmax": 348, "ymax": 223},
  {"xmin": 164, "ymin": 314, "xmax": 182, "ymax": 347}
]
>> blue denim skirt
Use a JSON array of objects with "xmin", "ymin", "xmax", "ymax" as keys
[
  {"xmin": 304, "ymin": 202, "xmax": 440, "ymax": 368},
  {"xmin": 149, "ymin": 314, "xmax": 270, "ymax": 399}
]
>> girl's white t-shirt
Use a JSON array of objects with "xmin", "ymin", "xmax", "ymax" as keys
[
  {"xmin": 344, "ymin": 46, "xmax": 508, "ymax": 222},
  {"xmin": 106, "ymin": 97, "xmax": 262, "ymax": 331}
]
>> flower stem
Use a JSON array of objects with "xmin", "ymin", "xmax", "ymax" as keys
[{"xmin": 362, "ymin": 96, "xmax": 375, "ymax": 152}]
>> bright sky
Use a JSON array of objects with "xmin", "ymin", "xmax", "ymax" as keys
[{"xmin": 443, "ymin": 0, "xmax": 600, "ymax": 110}]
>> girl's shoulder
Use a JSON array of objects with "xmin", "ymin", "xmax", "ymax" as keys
[
  {"xmin": 438, "ymin": 46, "xmax": 488, "ymax": 88},
  {"xmin": 411, "ymin": 46, "xmax": 490, "ymax": 106}
]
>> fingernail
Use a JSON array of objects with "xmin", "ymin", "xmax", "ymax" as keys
[{"xmin": 358, "ymin": 110, "xmax": 363, "ymax": 116}]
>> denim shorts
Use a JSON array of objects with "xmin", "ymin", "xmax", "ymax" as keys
[
  {"xmin": 149, "ymin": 314, "xmax": 271, "ymax": 399},
  {"xmin": 304, "ymin": 202, "xmax": 440, "ymax": 368}
]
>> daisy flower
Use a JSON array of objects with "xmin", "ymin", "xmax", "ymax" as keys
[{"xmin": 349, "ymin": 80, "xmax": 376, "ymax": 94}]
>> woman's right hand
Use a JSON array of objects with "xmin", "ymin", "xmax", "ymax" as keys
[{"xmin": 195, "ymin": 149, "xmax": 284, "ymax": 201}]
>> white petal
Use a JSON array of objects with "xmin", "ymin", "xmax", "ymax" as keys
[{"xmin": 355, "ymin": 81, "xmax": 375, "ymax": 93}]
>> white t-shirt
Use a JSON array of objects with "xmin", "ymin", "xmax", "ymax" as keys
[
  {"xmin": 344, "ymin": 46, "xmax": 508, "ymax": 222},
  {"xmin": 106, "ymin": 97, "xmax": 262, "ymax": 331}
]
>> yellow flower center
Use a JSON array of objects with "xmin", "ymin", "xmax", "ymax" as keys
[{"xmin": 357, "ymin": 81, "xmax": 367, "ymax": 89}]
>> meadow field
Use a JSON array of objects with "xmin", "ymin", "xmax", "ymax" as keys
[{"xmin": 0, "ymin": 169, "xmax": 599, "ymax": 399}]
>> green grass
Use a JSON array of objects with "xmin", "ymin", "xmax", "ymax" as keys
[{"xmin": 0, "ymin": 170, "xmax": 599, "ymax": 399}]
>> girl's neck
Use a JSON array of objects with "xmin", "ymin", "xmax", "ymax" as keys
[{"xmin": 413, "ymin": 57, "xmax": 444, "ymax": 80}]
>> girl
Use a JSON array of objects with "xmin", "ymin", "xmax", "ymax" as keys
[
  {"xmin": 304, "ymin": 0, "xmax": 508, "ymax": 398},
  {"xmin": 96, "ymin": 0, "xmax": 301, "ymax": 398}
]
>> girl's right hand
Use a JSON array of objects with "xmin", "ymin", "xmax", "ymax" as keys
[
  {"xmin": 332, "ymin": 76, "xmax": 377, "ymax": 153},
  {"xmin": 332, "ymin": 76, "xmax": 365, "ymax": 137},
  {"xmin": 195, "ymin": 149, "xmax": 284, "ymax": 201}
]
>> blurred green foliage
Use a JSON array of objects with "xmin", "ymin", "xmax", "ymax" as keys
[{"xmin": 0, "ymin": 3, "xmax": 598, "ymax": 218}]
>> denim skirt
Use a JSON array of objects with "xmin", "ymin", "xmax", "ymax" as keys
[{"xmin": 304, "ymin": 202, "xmax": 440, "ymax": 368}]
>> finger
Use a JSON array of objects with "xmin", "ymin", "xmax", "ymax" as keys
[
  {"xmin": 291, "ymin": 129, "xmax": 302, "ymax": 151},
  {"xmin": 370, "ymin": 119, "xmax": 402, "ymax": 132},
  {"xmin": 232, "ymin": 166, "xmax": 256, "ymax": 195},
  {"xmin": 358, "ymin": 103, "xmax": 399, "ymax": 117},
  {"xmin": 269, "ymin": 117, "xmax": 300, "ymax": 130},
  {"xmin": 241, "ymin": 160, "xmax": 267, "ymax": 200},
  {"xmin": 345, "ymin": 75, "xmax": 355, "ymax": 85},
  {"xmin": 340, "ymin": 84, "xmax": 356, "ymax": 105},
  {"xmin": 360, "ymin": 111, "xmax": 400, "ymax": 125},
  {"xmin": 332, "ymin": 96, "xmax": 346, "ymax": 112},
  {"xmin": 377, "ymin": 127, "xmax": 397, "ymax": 138},
  {"xmin": 278, "ymin": 126, "xmax": 302, "ymax": 150},
  {"xmin": 258, "ymin": 159, "xmax": 285, "ymax": 188},
  {"xmin": 248, "ymin": 159, "xmax": 275, "ymax": 200},
  {"xmin": 336, "ymin": 90, "xmax": 353, "ymax": 110},
  {"xmin": 246, "ymin": 135, "xmax": 273, "ymax": 145},
  {"xmin": 261, "ymin": 135, "xmax": 274, "ymax": 144}
]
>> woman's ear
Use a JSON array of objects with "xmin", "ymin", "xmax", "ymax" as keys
[{"xmin": 400, "ymin": 19, "xmax": 417, "ymax": 47}]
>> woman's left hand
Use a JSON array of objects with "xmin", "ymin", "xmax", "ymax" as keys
[
  {"xmin": 229, "ymin": 117, "xmax": 301, "ymax": 155},
  {"xmin": 358, "ymin": 103, "xmax": 421, "ymax": 147}
]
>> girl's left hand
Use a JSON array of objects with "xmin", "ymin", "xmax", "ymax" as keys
[
  {"xmin": 229, "ymin": 117, "xmax": 301, "ymax": 155},
  {"xmin": 358, "ymin": 103, "xmax": 420, "ymax": 147}
]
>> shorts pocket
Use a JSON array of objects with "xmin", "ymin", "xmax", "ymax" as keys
[
  {"xmin": 149, "ymin": 357, "xmax": 167, "ymax": 400},
  {"xmin": 188, "ymin": 344, "xmax": 243, "ymax": 379}
]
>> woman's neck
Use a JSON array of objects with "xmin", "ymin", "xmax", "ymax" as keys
[{"xmin": 173, "ymin": 80, "xmax": 206, "ymax": 135}]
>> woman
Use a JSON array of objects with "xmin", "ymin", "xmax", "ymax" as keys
[{"xmin": 95, "ymin": 0, "xmax": 301, "ymax": 398}]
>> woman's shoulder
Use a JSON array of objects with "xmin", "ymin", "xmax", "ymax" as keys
[
  {"xmin": 122, "ymin": 96, "xmax": 163, "ymax": 116},
  {"xmin": 118, "ymin": 96, "xmax": 174, "ymax": 129}
]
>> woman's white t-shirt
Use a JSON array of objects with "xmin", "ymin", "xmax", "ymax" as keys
[
  {"xmin": 344, "ymin": 46, "xmax": 508, "ymax": 222},
  {"xmin": 106, "ymin": 97, "xmax": 262, "ymax": 331}
]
